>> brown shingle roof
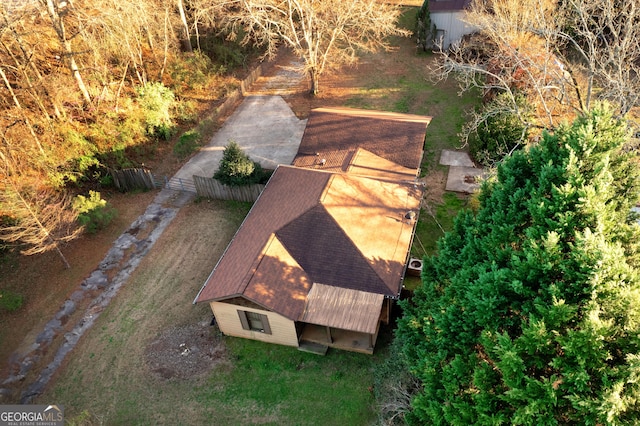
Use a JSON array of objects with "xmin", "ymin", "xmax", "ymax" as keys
[
  {"xmin": 293, "ymin": 107, "xmax": 430, "ymax": 173},
  {"xmin": 195, "ymin": 166, "xmax": 422, "ymax": 320},
  {"xmin": 276, "ymin": 204, "xmax": 391, "ymax": 295},
  {"xmin": 293, "ymin": 147, "xmax": 418, "ymax": 181},
  {"xmin": 243, "ymin": 235, "xmax": 312, "ymax": 319},
  {"xmin": 195, "ymin": 167, "xmax": 330, "ymax": 306}
]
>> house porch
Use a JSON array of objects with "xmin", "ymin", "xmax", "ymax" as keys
[{"xmin": 298, "ymin": 323, "xmax": 379, "ymax": 355}]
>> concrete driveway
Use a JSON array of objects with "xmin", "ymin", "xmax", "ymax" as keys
[{"xmin": 171, "ymin": 95, "xmax": 307, "ymax": 186}]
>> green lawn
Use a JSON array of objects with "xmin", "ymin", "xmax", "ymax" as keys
[
  {"xmin": 195, "ymin": 339, "xmax": 381, "ymax": 425},
  {"xmin": 412, "ymin": 192, "xmax": 469, "ymax": 259}
]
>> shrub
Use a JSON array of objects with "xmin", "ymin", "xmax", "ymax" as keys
[
  {"xmin": 168, "ymin": 51, "xmax": 214, "ymax": 95},
  {"xmin": 198, "ymin": 30, "xmax": 249, "ymax": 70},
  {"xmin": 99, "ymin": 173, "xmax": 114, "ymax": 188},
  {"xmin": 0, "ymin": 289, "xmax": 24, "ymax": 312},
  {"xmin": 214, "ymin": 141, "xmax": 268, "ymax": 186},
  {"xmin": 50, "ymin": 125, "xmax": 100, "ymax": 187},
  {"xmin": 374, "ymin": 340, "xmax": 421, "ymax": 425},
  {"xmin": 416, "ymin": 0, "xmax": 436, "ymax": 51},
  {"xmin": 172, "ymin": 99, "xmax": 198, "ymax": 123},
  {"xmin": 73, "ymin": 191, "xmax": 117, "ymax": 234},
  {"xmin": 136, "ymin": 83, "xmax": 176, "ymax": 139},
  {"xmin": 469, "ymin": 92, "xmax": 531, "ymax": 166},
  {"xmin": 173, "ymin": 130, "xmax": 201, "ymax": 158}
]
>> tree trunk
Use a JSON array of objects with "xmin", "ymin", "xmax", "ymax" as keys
[
  {"xmin": 65, "ymin": 40, "xmax": 92, "ymax": 105},
  {"xmin": 177, "ymin": 0, "xmax": 193, "ymax": 53},
  {"xmin": 1, "ymin": 6, "xmax": 63, "ymax": 120},
  {"xmin": 1, "ymin": 41, "xmax": 53, "ymax": 122},
  {"xmin": 42, "ymin": 0, "xmax": 91, "ymax": 105},
  {"xmin": 0, "ymin": 66, "xmax": 46, "ymax": 156},
  {"xmin": 309, "ymin": 68, "xmax": 319, "ymax": 96},
  {"xmin": 52, "ymin": 239, "xmax": 71, "ymax": 269}
]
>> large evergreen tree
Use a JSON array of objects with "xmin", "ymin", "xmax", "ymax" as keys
[{"xmin": 397, "ymin": 104, "xmax": 640, "ymax": 424}]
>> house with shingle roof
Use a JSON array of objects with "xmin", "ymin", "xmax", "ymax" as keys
[{"xmin": 194, "ymin": 107, "xmax": 430, "ymax": 354}]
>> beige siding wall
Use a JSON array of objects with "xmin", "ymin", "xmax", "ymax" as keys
[{"xmin": 210, "ymin": 301, "xmax": 299, "ymax": 347}]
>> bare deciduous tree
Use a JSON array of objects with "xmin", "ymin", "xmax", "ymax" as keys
[
  {"xmin": 176, "ymin": 0, "xmax": 193, "ymax": 52},
  {"xmin": 186, "ymin": 0, "xmax": 231, "ymax": 51},
  {"xmin": 554, "ymin": 0, "xmax": 640, "ymax": 116},
  {"xmin": 232, "ymin": 0, "xmax": 409, "ymax": 95},
  {"xmin": 437, "ymin": 0, "xmax": 640, "ymax": 143},
  {"xmin": 0, "ymin": 151, "xmax": 81, "ymax": 269}
]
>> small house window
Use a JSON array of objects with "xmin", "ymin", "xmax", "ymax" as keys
[{"xmin": 238, "ymin": 310, "xmax": 272, "ymax": 334}]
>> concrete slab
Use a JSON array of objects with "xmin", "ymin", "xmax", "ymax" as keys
[
  {"xmin": 446, "ymin": 166, "xmax": 486, "ymax": 193},
  {"xmin": 440, "ymin": 149, "xmax": 475, "ymax": 167},
  {"xmin": 172, "ymin": 95, "xmax": 307, "ymax": 184}
]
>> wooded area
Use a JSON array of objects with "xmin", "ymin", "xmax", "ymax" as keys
[
  {"xmin": 435, "ymin": 0, "xmax": 640, "ymax": 164},
  {"xmin": 0, "ymin": 0, "xmax": 238, "ymax": 260},
  {"xmin": 0, "ymin": 0, "xmax": 407, "ymax": 261}
]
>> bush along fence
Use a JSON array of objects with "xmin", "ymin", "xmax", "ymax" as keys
[{"xmin": 194, "ymin": 175, "xmax": 265, "ymax": 202}]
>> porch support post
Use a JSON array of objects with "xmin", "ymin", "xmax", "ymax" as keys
[{"xmin": 325, "ymin": 326, "xmax": 333, "ymax": 343}]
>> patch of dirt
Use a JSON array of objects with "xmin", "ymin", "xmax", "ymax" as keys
[
  {"xmin": 145, "ymin": 322, "xmax": 228, "ymax": 380},
  {"xmin": 421, "ymin": 168, "xmax": 449, "ymax": 207}
]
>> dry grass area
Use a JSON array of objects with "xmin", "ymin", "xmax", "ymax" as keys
[{"xmin": 41, "ymin": 199, "xmax": 248, "ymax": 423}]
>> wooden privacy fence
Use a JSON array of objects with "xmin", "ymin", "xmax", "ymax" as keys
[
  {"xmin": 110, "ymin": 168, "xmax": 162, "ymax": 191},
  {"xmin": 194, "ymin": 175, "xmax": 265, "ymax": 202},
  {"xmin": 109, "ymin": 169, "xmax": 265, "ymax": 202}
]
